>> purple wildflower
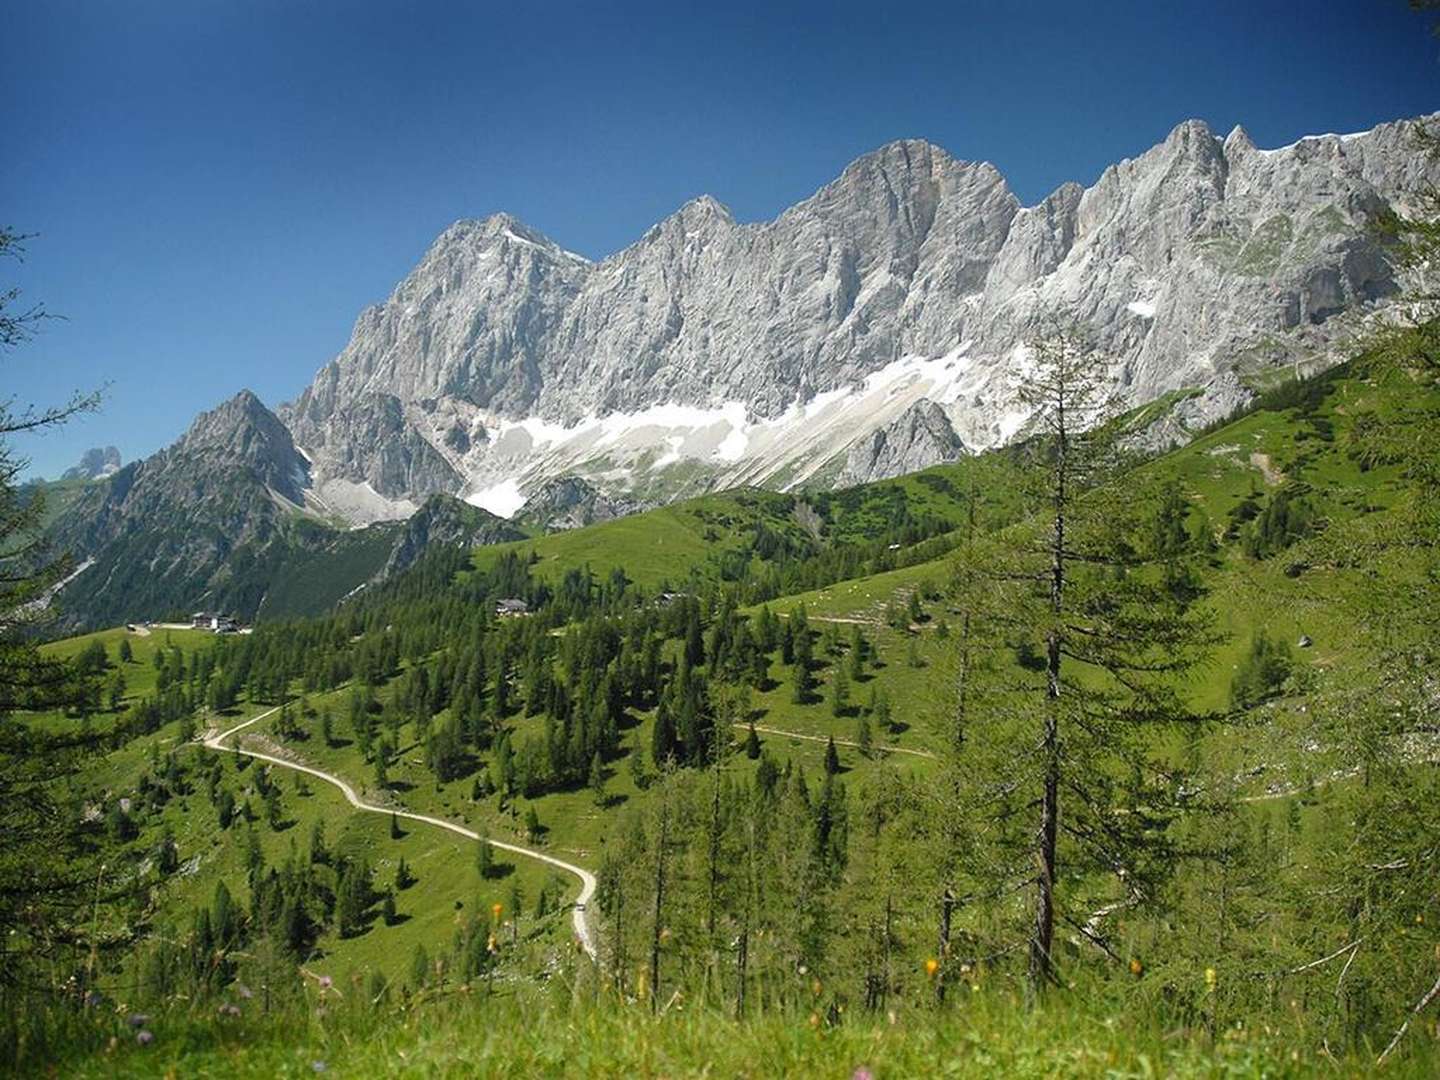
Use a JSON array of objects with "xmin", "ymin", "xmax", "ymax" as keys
[
  {"xmin": 127, "ymin": 1013, "xmax": 150, "ymax": 1028},
  {"xmin": 136, "ymin": 1029, "xmax": 154, "ymax": 1046}
]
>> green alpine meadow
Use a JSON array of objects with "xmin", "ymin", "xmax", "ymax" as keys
[{"xmin": 5, "ymin": 4, "xmax": 1440, "ymax": 1075}]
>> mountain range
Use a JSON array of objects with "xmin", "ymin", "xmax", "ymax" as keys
[{"xmin": 42, "ymin": 113, "xmax": 1438, "ymax": 628}]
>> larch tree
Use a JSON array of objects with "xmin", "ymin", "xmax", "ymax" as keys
[{"xmin": 949, "ymin": 324, "xmax": 1218, "ymax": 997}]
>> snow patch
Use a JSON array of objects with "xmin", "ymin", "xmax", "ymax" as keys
[
  {"xmin": 458, "ymin": 342, "xmax": 1007, "ymax": 495},
  {"xmin": 1127, "ymin": 300, "xmax": 1157, "ymax": 319},
  {"xmin": 1257, "ymin": 130, "xmax": 1370, "ymax": 157},
  {"xmin": 716, "ymin": 425, "xmax": 749, "ymax": 462},
  {"xmin": 467, "ymin": 478, "xmax": 527, "ymax": 518}
]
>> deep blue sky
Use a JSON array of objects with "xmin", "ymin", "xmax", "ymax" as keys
[{"xmin": 4, "ymin": 0, "xmax": 1436, "ymax": 478}]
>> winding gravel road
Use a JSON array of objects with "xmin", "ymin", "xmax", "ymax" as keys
[{"xmin": 202, "ymin": 706, "xmax": 598, "ymax": 959}]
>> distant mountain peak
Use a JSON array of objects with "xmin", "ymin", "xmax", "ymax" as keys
[{"xmin": 60, "ymin": 446, "xmax": 122, "ymax": 482}]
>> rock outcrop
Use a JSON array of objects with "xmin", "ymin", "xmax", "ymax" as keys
[
  {"xmin": 514, "ymin": 476, "xmax": 642, "ymax": 532},
  {"xmin": 838, "ymin": 400, "xmax": 967, "ymax": 487}
]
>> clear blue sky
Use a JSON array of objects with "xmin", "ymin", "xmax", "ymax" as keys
[{"xmin": 4, "ymin": 0, "xmax": 1436, "ymax": 478}]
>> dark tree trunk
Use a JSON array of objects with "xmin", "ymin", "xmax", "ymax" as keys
[
  {"xmin": 936, "ymin": 887, "xmax": 955, "ymax": 1003},
  {"xmin": 1030, "ymin": 398, "xmax": 1066, "ymax": 996}
]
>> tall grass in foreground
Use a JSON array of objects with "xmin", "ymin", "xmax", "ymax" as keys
[{"xmin": 10, "ymin": 973, "xmax": 1439, "ymax": 1079}]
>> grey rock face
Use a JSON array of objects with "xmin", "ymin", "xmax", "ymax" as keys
[
  {"xmin": 381, "ymin": 493, "xmax": 525, "ymax": 578},
  {"xmin": 838, "ymin": 399, "xmax": 967, "ymax": 487},
  {"xmin": 515, "ymin": 476, "xmax": 642, "ymax": 532},
  {"xmin": 61, "ymin": 446, "xmax": 122, "ymax": 482},
  {"xmin": 278, "ymin": 115, "xmax": 1435, "ymax": 518},
  {"xmin": 1125, "ymin": 371, "xmax": 1256, "ymax": 453}
]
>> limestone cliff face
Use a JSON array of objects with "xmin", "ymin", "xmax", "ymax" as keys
[
  {"xmin": 276, "ymin": 115, "xmax": 1434, "ymax": 515},
  {"xmin": 838, "ymin": 400, "xmax": 967, "ymax": 487}
]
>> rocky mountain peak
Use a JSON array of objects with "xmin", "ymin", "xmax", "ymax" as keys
[
  {"xmin": 61, "ymin": 446, "xmax": 122, "ymax": 482},
  {"xmin": 1223, "ymin": 124, "xmax": 1257, "ymax": 158},
  {"xmin": 644, "ymin": 194, "xmax": 738, "ymax": 246},
  {"xmin": 177, "ymin": 389, "xmax": 306, "ymax": 503}
]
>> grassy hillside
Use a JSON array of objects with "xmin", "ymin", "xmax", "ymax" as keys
[{"xmin": 14, "ymin": 339, "xmax": 1440, "ymax": 1076}]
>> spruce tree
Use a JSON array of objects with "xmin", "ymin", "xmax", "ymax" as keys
[
  {"xmin": 476, "ymin": 834, "xmax": 494, "ymax": 880},
  {"xmin": 791, "ymin": 629, "xmax": 815, "ymax": 705},
  {"xmin": 829, "ymin": 664, "xmax": 849, "ymax": 717},
  {"xmin": 589, "ymin": 752, "xmax": 607, "ymax": 806}
]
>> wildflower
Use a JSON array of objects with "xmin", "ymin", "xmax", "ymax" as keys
[
  {"xmin": 236, "ymin": 983, "xmax": 254, "ymax": 1000},
  {"xmin": 1129, "ymin": 958, "xmax": 1143, "ymax": 977},
  {"xmin": 136, "ymin": 1029, "xmax": 154, "ymax": 1046},
  {"xmin": 127, "ymin": 1013, "xmax": 150, "ymax": 1029},
  {"xmin": 811, "ymin": 978, "xmax": 823, "ymax": 996},
  {"xmin": 318, "ymin": 974, "xmax": 333, "ymax": 991},
  {"xmin": 492, "ymin": 902, "xmax": 503, "ymax": 919},
  {"xmin": 218, "ymin": 1003, "xmax": 242, "ymax": 1018},
  {"xmin": 84, "ymin": 990, "xmax": 104, "ymax": 1008},
  {"xmin": 1204, "ymin": 967, "xmax": 1218, "ymax": 992},
  {"xmin": 924, "ymin": 958, "xmax": 939, "ymax": 978},
  {"xmin": 1416, "ymin": 913, "xmax": 1424, "ymax": 925},
  {"xmin": 797, "ymin": 963, "xmax": 808, "ymax": 976},
  {"xmin": 808, "ymin": 1012, "xmax": 821, "ymax": 1029},
  {"xmin": 852, "ymin": 1070, "xmax": 874, "ymax": 1080},
  {"xmin": 487, "ymin": 934, "xmax": 498, "ymax": 954},
  {"xmin": 312, "ymin": 1062, "xmax": 328, "ymax": 1073}
]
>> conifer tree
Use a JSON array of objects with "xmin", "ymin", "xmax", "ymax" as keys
[
  {"xmin": 829, "ymin": 664, "xmax": 849, "ymax": 717},
  {"xmin": 791, "ymin": 628, "xmax": 815, "ymax": 705},
  {"xmin": 589, "ymin": 752, "xmax": 606, "ymax": 806},
  {"xmin": 476, "ymin": 834, "xmax": 494, "ymax": 880},
  {"xmin": 950, "ymin": 326, "xmax": 1218, "ymax": 996}
]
